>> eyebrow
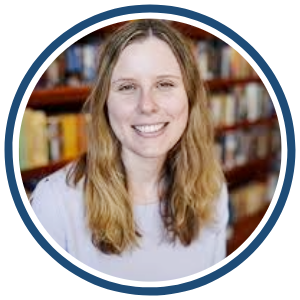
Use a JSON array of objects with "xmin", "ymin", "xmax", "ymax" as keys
[
  {"xmin": 156, "ymin": 75, "xmax": 182, "ymax": 80},
  {"xmin": 111, "ymin": 78, "xmax": 136, "ymax": 84}
]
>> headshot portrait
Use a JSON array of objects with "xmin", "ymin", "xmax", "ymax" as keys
[{"xmin": 20, "ymin": 19, "xmax": 280, "ymax": 282}]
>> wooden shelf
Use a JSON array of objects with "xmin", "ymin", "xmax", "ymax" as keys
[
  {"xmin": 224, "ymin": 156, "xmax": 273, "ymax": 189},
  {"xmin": 205, "ymin": 76, "xmax": 261, "ymax": 91},
  {"xmin": 216, "ymin": 114, "xmax": 277, "ymax": 134},
  {"xmin": 28, "ymin": 77, "xmax": 262, "ymax": 110},
  {"xmin": 21, "ymin": 159, "xmax": 74, "ymax": 182},
  {"xmin": 28, "ymin": 86, "xmax": 90, "ymax": 109},
  {"xmin": 227, "ymin": 203, "xmax": 269, "ymax": 255}
]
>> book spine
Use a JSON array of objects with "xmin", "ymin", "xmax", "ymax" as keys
[
  {"xmin": 47, "ymin": 116, "xmax": 62, "ymax": 162},
  {"xmin": 82, "ymin": 44, "xmax": 97, "ymax": 84},
  {"xmin": 27, "ymin": 110, "xmax": 49, "ymax": 168},
  {"xmin": 60, "ymin": 114, "xmax": 79, "ymax": 160}
]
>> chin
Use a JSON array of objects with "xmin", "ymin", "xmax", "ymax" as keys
[{"xmin": 133, "ymin": 148, "xmax": 169, "ymax": 160}]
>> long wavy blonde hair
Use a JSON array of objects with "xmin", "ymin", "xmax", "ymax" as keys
[{"xmin": 68, "ymin": 19, "xmax": 225, "ymax": 254}]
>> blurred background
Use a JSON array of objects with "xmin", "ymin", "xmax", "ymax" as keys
[{"xmin": 19, "ymin": 20, "xmax": 281, "ymax": 256}]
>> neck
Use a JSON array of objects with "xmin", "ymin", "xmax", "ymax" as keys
[{"xmin": 121, "ymin": 151, "xmax": 166, "ymax": 205}]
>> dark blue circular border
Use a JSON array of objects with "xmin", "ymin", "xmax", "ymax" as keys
[{"xmin": 5, "ymin": 5, "xmax": 295, "ymax": 295}]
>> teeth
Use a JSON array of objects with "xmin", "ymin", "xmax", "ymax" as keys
[{"xmin": 134, "ymin": 123, "xmax": 165, "ymax": 133}]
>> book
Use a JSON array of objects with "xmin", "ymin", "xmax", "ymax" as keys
[
  {"xmin": 223, "ymin": 93, "xmax": 236, "ymax": 126},
  {"xmin": 19, "ymin": 109, "xmax": 49, "ymax": 170},
  {"xmin": 47, "ymin": 116, "xmax": 62, "ymax": 162},
  {"xmin": 82, "ymin": 44, "xmax": 98, "ymax": 84},
  {"xmin": 220, "ymin": 45, "xmax": 232, "ymax": 78},
  {"xmin": 196, "ymin": 40, "xmax": 210, "ymax": 80},
  {"xmin": 210, "ymin": 93, "xmax": 223, "ymax": 127},
  {"xmin": 65, "ymin": 45, "xmax": 83, "ymax": 86},
  {"xmin": 60, "ymin": 114, "xmax": 79, "ymax": 160}
]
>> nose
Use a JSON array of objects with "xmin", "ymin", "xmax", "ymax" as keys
[{"xmin": 137, "ymin": 89, "xmax": 158, "ymax": 114}]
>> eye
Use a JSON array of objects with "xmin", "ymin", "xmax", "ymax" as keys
[
  {"xmin": 118, "ymin": 83, "xmax": 136, "ymax": 92},
  {"xmin": 157, "ymin": 81, "xmax": 175, "ymax": 90}
]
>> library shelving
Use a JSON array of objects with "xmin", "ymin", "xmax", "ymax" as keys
[{"xmin": 20, "ymin": 20, "xmax": 281, "ymax": 255}]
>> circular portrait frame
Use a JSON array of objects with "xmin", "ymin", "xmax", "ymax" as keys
[{"xmin": 5, "ymin": 4, "xmax": 295, "ymax": 296}]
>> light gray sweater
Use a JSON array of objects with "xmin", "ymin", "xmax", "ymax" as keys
[{"xmin": 31, "ymin": 166, "xmax": 229, "ymax": 282}]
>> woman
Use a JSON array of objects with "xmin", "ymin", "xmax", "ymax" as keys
[{"xmin": 31, "ymin": 19, "xmax": 229, "ymax": 281}]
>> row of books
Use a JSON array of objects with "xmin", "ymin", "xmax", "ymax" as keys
[
  {"xmin": 214, "ymin": 125, "xmax": 281, "ymax": 171},
  {"xmin": 36, "ymin": 41, "xmax": 101, "ymax": 89},
  {"xmin": 229, "ymin": 173, "xmax": 278, "ymax": 222},
  {"xmin": 195, "ymin": 39, "xmax": 257, "ymax": 80},
  {"xmin": 19, "ymin": 109, "xmax": 89, "ymax": 170},
  {"xmin": 210, "ymin": 83, "xmax": 275, "ymax": 127}
]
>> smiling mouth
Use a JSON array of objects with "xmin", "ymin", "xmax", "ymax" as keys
[{"xmin": 132, "ymin": 122, "xmax": 168, "ymax": 134}]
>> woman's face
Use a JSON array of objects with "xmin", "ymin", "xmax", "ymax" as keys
[{"xmin": 107, "ymin": 37, "xmax": 189, "ymax": 162}]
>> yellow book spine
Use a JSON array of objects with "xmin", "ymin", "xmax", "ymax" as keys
[{"xmin": 60, "ymin": 114, "xmax": 79, "ymax": 160}]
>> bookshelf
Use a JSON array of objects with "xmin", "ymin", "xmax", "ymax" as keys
[
  {"xmin": 21, "ymin": 20, "xmax": 280, "ymax": 255},
  {"xmin": 28, "ymin": 86, "xmax": 90, "ymax": 109}
]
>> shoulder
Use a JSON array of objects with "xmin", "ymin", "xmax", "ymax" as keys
[
  {"xmin": 30, "ymin": 162, "xmax": 84, "ymax": 212},
  {"xmin": 32, "ymin": 163, "xmax": 83, "ymax": 197}
]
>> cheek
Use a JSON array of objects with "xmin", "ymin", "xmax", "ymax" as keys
[{"xmin": 107, "ymin": 98, "xmax": 132, "ymax": 134}]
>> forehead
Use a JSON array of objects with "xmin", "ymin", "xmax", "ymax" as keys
[{"xmin": 111, "ymin": 37, "xmax": 182, "ymax": 78}]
